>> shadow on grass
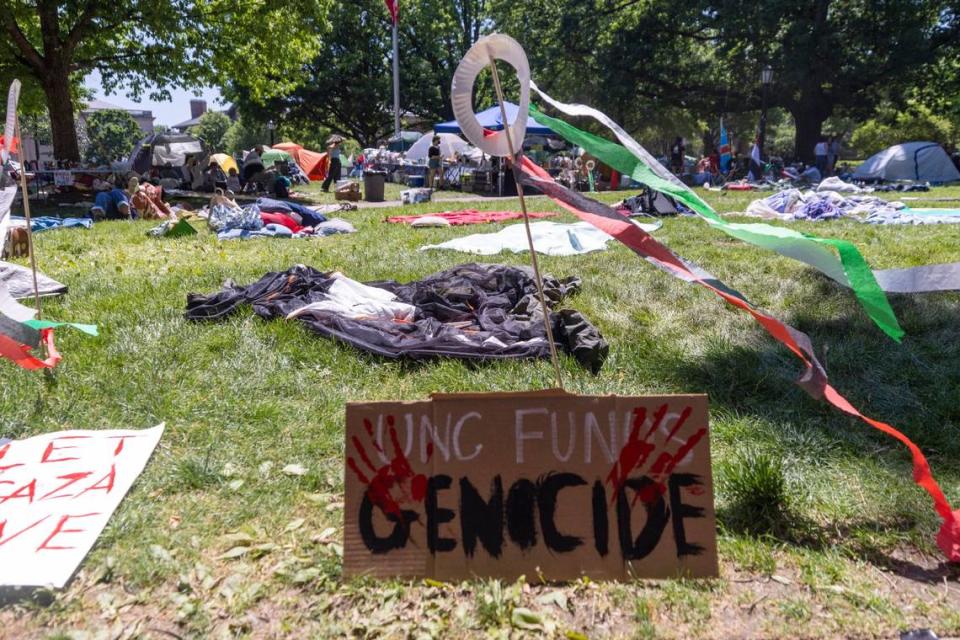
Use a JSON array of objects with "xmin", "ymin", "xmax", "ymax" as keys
[{"xmin": 632, "ymin": 290, "xmax": 960, "ymax": 580}]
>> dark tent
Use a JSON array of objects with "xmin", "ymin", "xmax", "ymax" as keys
[{"xmin": 129, "ymin": 133, "xmax": 204, "ymax": 173}]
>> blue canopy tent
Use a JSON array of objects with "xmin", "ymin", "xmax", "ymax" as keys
[{"xmin": 434, "ymin": 102, "xmax": 554, "ymax": 135}]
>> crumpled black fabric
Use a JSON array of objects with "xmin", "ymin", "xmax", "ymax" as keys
[{"xmin": 185, "ymin": 263, "xmax": 608, "ymax": 372}]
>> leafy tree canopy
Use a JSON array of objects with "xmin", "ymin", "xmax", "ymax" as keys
[
  {"xmin": 190, "ymin": 111, "xmax": 232, "ymax": 151},
  {"xmin": 851, "ymin": 99, "xmax": 956, "ymax": 157},
  {"xmin": 226, "ymin": 0, "xmax": 489, "ymax": 148},
  {"xmin": 0, "ymin": 0, "xmax": 331, "ymax": 160},
  {"xmin": 221, "ymin": 115, "xmax": 270, "ymax": 155},
  {"xmin": 83, "ymin": 108, "xmax": 141, "ymax": 164}
]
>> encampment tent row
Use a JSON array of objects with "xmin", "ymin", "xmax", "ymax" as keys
[{"xmin": 853, "ymin": 142, "xmax": 960, "ymax": 183}]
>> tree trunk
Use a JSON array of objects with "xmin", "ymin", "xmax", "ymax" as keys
[
  {"xmin": 701, "ymin": 130, "xmax": 716, "ymax": 155},
  {"xmin": 792, "ymin": 105, "xmax": 827, "ymax": 164},
  {"xmin": 42, "ymin": 66, "xmax": 81, "ymax": 162}
]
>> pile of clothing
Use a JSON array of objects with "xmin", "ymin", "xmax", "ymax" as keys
[
  {"xmin": 185, "ymin": 263, "xmax": 608, "ymax": 372},
  {"xmin": 205, "ymin": 195, "xmax": 356, "ymax": 240},
  {"xmin": 744, "ymin": 188, "xmax": 904, "ymax": 221}
]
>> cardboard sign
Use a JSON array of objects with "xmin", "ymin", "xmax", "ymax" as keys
[
  {"xmin": 53, "ymin": 170, "xmax": 73, "ymax": 187},
  {"xmin": 0, "ymin": 424, "xmax": 164, "ymax": 588},
  {"xmin": 344, "ymin": 392, "xmax": 716, "ymax": 580}
]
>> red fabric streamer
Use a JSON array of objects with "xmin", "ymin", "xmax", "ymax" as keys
[
  {"xmin": 0, "ymin": 328, "xmax": 61, "ymax": 369},
  {"xmin": 0, "ymin": 134, "xmax": 19, "ymax": 154},
  {"xmin": 384, "ymin": 0, "xmax": 398, "ymax": 24},
  {"xmin": 386, "ymin": 209, "xmax": 556, "ymax": 226},
  {"xmin": 516, "ymin": 156, "xmax": 960, "ymax": 562}
]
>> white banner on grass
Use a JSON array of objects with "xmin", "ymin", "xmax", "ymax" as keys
[{"xmin": 0, "ymin": 424, "xmax": 164, "ymax": 588}]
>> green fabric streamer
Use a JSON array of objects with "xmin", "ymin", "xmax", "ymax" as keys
[
  {"xmin": 24, "ymin": 319, "xmax": 99, "ymax": 336},
  {"xmin": 529, "ymin": 105, "xmax": 904, "ymax": 342}
]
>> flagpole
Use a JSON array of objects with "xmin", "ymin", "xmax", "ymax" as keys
[{"xmin": 392, "ymin": 19, "xmax": 400, "ymax": 139}]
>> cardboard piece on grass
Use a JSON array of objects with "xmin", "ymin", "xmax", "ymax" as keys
[
  {"xmin": 0, "ymin": 424, "xmax": 164, "ymax": 589},
  {"xmin": 343, "ymin": 391, "xmax": 716, "ymax": 580}
]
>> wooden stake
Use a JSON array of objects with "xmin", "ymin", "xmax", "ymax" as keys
[
  {"xmin": 14, "ymin": 117, "xmax": 42, "ymax": 320},
  {"xmin": 486, "ymin": 51, "xmax": 564, "ymax": 390}
]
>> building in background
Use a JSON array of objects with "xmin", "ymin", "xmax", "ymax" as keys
[
  {"xmin": 171, "ymin": 99, "xmax": 237, "ymax": 133},
  {"xmin": 80, "ymin": 99, "xmax": 155, "ymax": 135}
]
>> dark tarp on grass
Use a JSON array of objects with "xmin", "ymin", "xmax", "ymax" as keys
[{"xmin": 185, "ymin": 263, "xmax": 608, "ymax": 372}]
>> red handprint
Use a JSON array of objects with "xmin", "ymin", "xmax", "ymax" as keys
[
  {"xmin": 347, "ymin": 415, "xmax": 430, "ymax": 518},
  {"xmin": 607, "ymin": 403, "xmax": 706, "ymax": 506}
]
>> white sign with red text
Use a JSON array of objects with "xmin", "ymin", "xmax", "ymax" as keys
[{"xmin": 0, "ymin": 424, "xmax": 164, "ymax": 588}]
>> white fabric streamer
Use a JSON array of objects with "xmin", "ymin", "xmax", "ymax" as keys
[{"xmin": 3, "ymin": 80, "xmax": 20, "ymax": 164}]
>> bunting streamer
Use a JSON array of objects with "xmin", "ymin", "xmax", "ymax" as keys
[
  {"xmin": 529, "ymin": 88, "xmax": 960, "ymax": 314},
  {"xmin": 527, "ymin": 102, "xmax": 907, "ymax": 341},
  {"xmin": 514, "ymin": 157, "xmax": 959, "ymax": 562},
  {"xmin": 452, "ymin": 34, "xmax": 959, "ymax": 561},
  {"xmin": 0, "ymin": 281, "xmax": 61, "ymax": 368}
]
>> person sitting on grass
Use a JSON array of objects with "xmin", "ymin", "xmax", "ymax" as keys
[
  {"xmin": 204, "ymin": 160, "xmax": 227, "ymax": 192},
  {"xmin": 272, "ymin": 172, "xmax": 291, "ymax": 198},
  {"xmin": 90, "ymin": 187, "xmax": 133, "ymax": 220},
  {"xmin": 224, "ymin": 167, "xmax": 240, "ymax": 193}
]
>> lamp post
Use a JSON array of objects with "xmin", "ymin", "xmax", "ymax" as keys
[
  {"xmin": 759, "ymin": 65, "xmax": 774, "ymax": 162},
  {"xmin": 267, "ymin": 120, "xmax": 276, "ymax": 147}
]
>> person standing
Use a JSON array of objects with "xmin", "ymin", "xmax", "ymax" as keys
[
  {"xmin": 829, "ymin": 135, "xmax": 842, "ymax": 175},
  {"xmin": 670, "ymin": 137, "xmax": 685, "ymax": 175},
  {"xmin": 426, "ymin": 136, "xmax": 442, "ymax": 189},
  {"xmin": 322, "ymin": 138, "xmax": 342, "ymax": 192},
  {"xmin": 242, "ymin": 145, "xmax": 265, "ymax": 185},
  {"xmin": 814, "ymin": 138, "xmax": 828, "ymax": 176}
]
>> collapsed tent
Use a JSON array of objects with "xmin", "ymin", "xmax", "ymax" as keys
[
  {"xmin": 0, "ymin": 261, "xmax": 67, "ymax": 299},
  {"xmin": 272, "ymin": 142, "xmax": 329, "ymax": 181},
  {"xmin": 185, "ymin": 263, "xmax": 608, "ymax": 372},
  {"xmin": 853, "ymin": 142, "xmax": 960, "ymax": 183},
  {"xmin": 405, "ymin": 131, "xmax": 471, "ymax": 162},
  {"xmin": 128, "ymin": 133, "xmax": 204, "ymax": 173}
]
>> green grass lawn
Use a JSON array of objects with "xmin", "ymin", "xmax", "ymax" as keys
[{"xmin": 2, "ymin": 186, "xmax": 960, "ymax": 639}]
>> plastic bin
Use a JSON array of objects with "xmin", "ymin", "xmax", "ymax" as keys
[{"xmin": 363, "ymin": 171, "xmax": 386, "ymax": 202}]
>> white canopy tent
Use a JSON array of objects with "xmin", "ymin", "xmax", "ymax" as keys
[
  {"xmin": 405, "ymin": 132, "xmax": 471, "ymax": 162},
  {"xmin": 852, "ymin": 142, "xmax": 960, "ymax": 183}
]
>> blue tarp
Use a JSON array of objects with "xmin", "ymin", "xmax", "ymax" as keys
[{"xmin": 434, "ymin": 102, "xmax": 553, "ymax": 135}]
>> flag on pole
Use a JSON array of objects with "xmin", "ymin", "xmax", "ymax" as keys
[
  {"xmin": 385, "ymin": 0, "xmax": 398, "ymax": 24},
  {"xmin": 718, "ymin": 119, "xmax": 730, "ymax": 174},
  {"xmin": 747, "ymin": 138, "xmax": 762, "ymax": 182}
]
